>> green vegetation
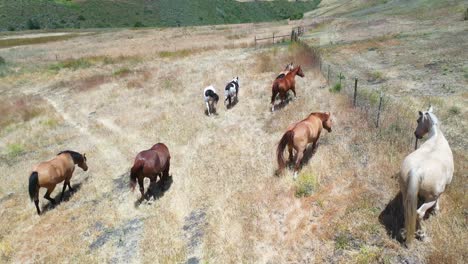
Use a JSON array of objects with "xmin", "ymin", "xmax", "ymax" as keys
[
  {"xmin": 295, "ymin": 172, "xmax": 317, "ymax": 197},
  {"xmin": 49, "ymin": 58, "xmax": 93, "ymax": 71},
  {"xmin": 6, "ymin": 143, "xmax": 24, "ymax": 158},
  {"xmin": 330, "ymin": 83, "xmax": 342, "ymax": 93},
  {"xmin": 0, "ymin": 0, "xmax": 321, "ymax": 31}
]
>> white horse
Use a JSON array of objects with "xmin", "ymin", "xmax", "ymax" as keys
[
  {"xmin": 203, "ymin": 85, "xmax": 219, "ymax": 116},
  {"xmin": 224, "ymin": 77, "xmax": 239, "ymax": 107},
  {"xmin": 399, "ymin": 106, "xmax": 454, "ymax": 245}
]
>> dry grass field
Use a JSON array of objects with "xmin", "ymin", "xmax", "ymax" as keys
[{"xmin": 0, "ymin": 0, "xmax": 466, "ymax": 263}]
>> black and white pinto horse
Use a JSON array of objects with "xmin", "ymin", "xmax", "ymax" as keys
[
  {"xmin": 203, "ymin": 85, "xmax": 219, "ymax": 116},
  {"xmin": 224, "ymin": 77, "xmax": 240, "ymax": 108},
  {"xmin": 276, "ymin": 62, "xmax": 294, "ymax": 80}
]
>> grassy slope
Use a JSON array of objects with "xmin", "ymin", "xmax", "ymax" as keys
[{"xmin": 0, "ymin": 0, "xmax": 320, "ymax": 31}]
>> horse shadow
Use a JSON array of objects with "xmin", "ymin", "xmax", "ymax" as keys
[
  {"xmin": 379, "ymin": 189, "xmax": 437, "ymax": 243},
  {"xmin": 283, "ymin": 143, "xmax": 318, "ymax": 171},
  {"xmin": 41, "ymin": 182, "xmax": 84, "ymax": 214},
  {"xmin": 379, "ymin": 192, "xmax": 405, "ymax": 243},
  {"xmin": 273, "ymin": 97, "xmax": 294, "ymax": 112},
  {"xmin": 225, "ymin": 98, "xmax": 239, "ymax": 109},
  {"xmin": 134, "ymin": 176, "xmax": 173, "ymax": 207},
  {"xmin": 204, "ymin": 109, "xmax": 218, "ymax": 116}
]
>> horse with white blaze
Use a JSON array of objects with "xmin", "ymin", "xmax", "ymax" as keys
[{"xmin": 203, "ymin": 85, "xmax": 219, "ymax": 116}]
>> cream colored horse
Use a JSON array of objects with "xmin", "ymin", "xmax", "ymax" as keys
[{"xmin": 399, "ymin": 106, "xmax": 454, "ymax": 245}]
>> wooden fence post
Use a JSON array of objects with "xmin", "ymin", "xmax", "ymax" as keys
[
  {"xmin": 376, "ymin": 91, "xmax": 383, "ymax": 128},
  {"xmin": 353, "ymin": 78, "xmax": 358, "ymax": 107},
  {"xmin": 272, "ymin": 33, "xmax": 275, "ymax": 44},
  {"xmin": 254, "ymin": 35, "xmax": 257, "ymax": 48},
  {"xmin": 327, "ymin": 65, "xmax": 330, "ymax": 85}
]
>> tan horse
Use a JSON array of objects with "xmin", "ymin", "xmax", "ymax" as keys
[
  {"xmin": 277, "ymin": 112, "xmax": 332, "ymax": 179},
  {"xmin": 29, "ymin": 150, "xmax": 88, "ymax": 215},
  {"xmin": 400, "ymin": 106, "xmax": 454, "ymax": 245}
]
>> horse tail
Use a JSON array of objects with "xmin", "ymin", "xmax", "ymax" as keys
[
  {"xmin": 277, "ymin": 130, "xmax": 294, "ymax": 173},
  {"xmin": 28, "ymin": 171, "xmax": 39, "ymax": 201},
  {"xmin": 130, "ymin": 162, "xmax": 143, "ymax": 190},
  {"xmin": 404, "ymin": 169, "xmax": 419, "ymax": 246}
]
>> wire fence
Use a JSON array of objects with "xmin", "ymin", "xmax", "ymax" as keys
[{"xmin": 318, "ymin": 58, "xmax": 418, "ymax": 152}]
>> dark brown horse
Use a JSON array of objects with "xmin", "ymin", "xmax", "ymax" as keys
[
  {"xmin": 271, "ymin": 65, "xmax": 304, "ymax": 111},
  {"xmin": 130, "ymin": 143, "xmax": 171, "ymax": 200},
  {"xmin": 29, "ymin": 150, "xmax": 88, "ymax": 215},
  {"xmin": 276, "ymin": 112, "xmax": 332, "ymax": 180}
]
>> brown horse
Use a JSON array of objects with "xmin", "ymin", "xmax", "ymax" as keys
[
  {"xmin": 130, "ymin": 143, "xmax": 171, "ymax": 200},
  {"xmin": 29, "ymin": 150, "xmax": 88, "ymax": 215},
  {"xmin": 271, "ymin": 65, "xmax": 305, "ymax": 111},
  {"xmin": 276, "ymin": 112, "xmax": 332, "ymax": 179}
]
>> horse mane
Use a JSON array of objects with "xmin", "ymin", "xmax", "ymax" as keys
[
  {"xmin": 427, "ymin": 112, "xmax": 439, "ymax": 126},
  {"xmin": 309, "ymin": 112, "xmax": 329, "ymax": 121},
  {"xmin": 57, "ymin": 150, "xmax": 85, "ymax": 163}
]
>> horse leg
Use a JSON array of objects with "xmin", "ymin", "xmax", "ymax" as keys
[
  {"xmin": 61, "ymin": 182, "xmax": 67, "ymax": 201},
  {"xmin": 417, "ymin": 200, "xmax": 437, "ymax": 220},
  {"xmin": 415, "ymin": 199, "xmax": 437, "ymax": 240},
  {"xmin": 67, "ymin": 182, "xmax": 74, "ymax": 192},
  {"xmin": 271, "ymin": 90, "xmax": 278, "ymax": 111},
  {"xmin": 288, "ymin": 145, "xmax": 294, "ymax": 167},
  {"xmin": 293, "ymin": 147, "xmax": 305, "ymax": 180},
  {"xmin": 291, "ymin": 85, "xmax": 296, "ymax": 98},
  {"xmin": 138, "ymin": 177, "xmax": 146, "ymax": 200},
  {"xmin": 161, "ymin": 160, "xmax": 171, "ymax": 191},
  {"xmin": 44, "ymin": 186, "xmax": 56, "ymax": 205},
  {"xmin": 34, "ymin": 189, "xmax": 41, "ymax": 215},
  {"xmin": 433, "ymin": 198, "xmax": 440, "ymax": 214}
]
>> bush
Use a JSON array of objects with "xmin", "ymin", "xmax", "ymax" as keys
[
  {"xmin": 6, "ymin": 143, "xmax": 24, "ymax": 158},
  {"xmin": 295, "ymin": 172, "xmax": 317, "ymax": 197},
  {"xmin": 0, "ymin": 56, "xmax": 5, "ymax": 65},
  {"xmin": 134, "ymin": 21, "xmax": 145, "ymax": 27},
  {"xmin": 26, "ymin": 19, "xmax": 41, "ymax": 30},
  {"xmin": 290, "ymin": 13, "xmax": 304, "ymax": 20},
  {"xmin": 330, "ymin": 83, "xmax": 342, "ymax": 93}
]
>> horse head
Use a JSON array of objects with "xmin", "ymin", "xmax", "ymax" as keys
[
  {"xmin": 296, "ymin": 65, "xmax": 305, "ymax": 78},
  {"xmin": 78, "ymin": 153, "xmax": 88, "ymax": 171},
  {"xmin": 415, "ymin": 106, "xmax": 438, "ymax": 139},
  {"xmin": 285, "ymin": 62, "xmax": 294, "ymax": 71},
  {"xmin": 322, "ymin": 112, "xmax": 333, "ymax": 132}
]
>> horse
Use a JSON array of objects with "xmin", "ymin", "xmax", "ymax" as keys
[
  {"xmin": 28, "ymin": 150, "xmax": 88, "ymax": 215},
  {"xmin": 224, "ymin": 77, "xmax": 240, "ymax": 108},
  {"xmin": 130, "ymin": 143, "xmax": 171, "ymax": 200},
  {"xmin": 203, "ymin": 85, "xmax": 219, "ymax": 116},
  {"xmin": 276, "ymin": 112, "xmax": 332, "ymax": 180},
  {"xmin": 275, "ymin": 62, "xmax": 294, "ymax": 79},
  {"xmin": 399, "ymin": 106, "xmax": 454, "ymax": 245},
  {"xmin": 271, "ymin": 65, "xmax": 305, "ymax": 112}
]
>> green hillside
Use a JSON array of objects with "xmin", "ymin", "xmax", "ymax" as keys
[{"xmin": 0, "ymin": 0, "xmax": 321, "ymax": 31}]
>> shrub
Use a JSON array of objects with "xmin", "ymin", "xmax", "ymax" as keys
[
  {"xmin": 295, "ymin": 172, "xmax": 317, "ymax": 197},
  {"xmin": 134, "ymin": 21, "xmax": 145, "ymax": 28},
  {"xmin": 6, "ymin": 143, "xmax": 24, "ymax": 158},
  {"xmin": 0, "ymin": 56, "xmax": 5, "ymax": 65},
  {"xmin": 113, "ymin": 67, "xmax": 132, "ymax": 77},
  {"xmin": 26, "ymin": 19, "xmax": 41, "ymax": 30},
  {"xmin": 449, "ymin": 106, "xmax": 460, "ymax": 115},
  {"xmin": 330, "ymin": 83, "xmax": 342, "ymax": 93}
]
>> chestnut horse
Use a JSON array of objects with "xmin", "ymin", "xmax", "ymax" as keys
[
  {"xmin": 276, "ymin": 112, "xmax": 332, "ymax": 179},
  {"xmin": 28, "ymin": 150, "xmax": 88, "ymax": 215},
  {"xmin": 271, "ymin": 65, "xmax": 304, "ymax": 112},
  {"xmin": 130, "ymin": 143, "xmax": 171, "ymax": 200}
]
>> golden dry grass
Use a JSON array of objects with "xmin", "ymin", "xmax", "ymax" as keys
[{"xmin": 0, "ymin": 2, "xmax": 466, "ymax": 263}]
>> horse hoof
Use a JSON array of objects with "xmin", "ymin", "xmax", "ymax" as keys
[{"xmin": 415, "ymin": 230, "xmax": 427, "ymax": 241}]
